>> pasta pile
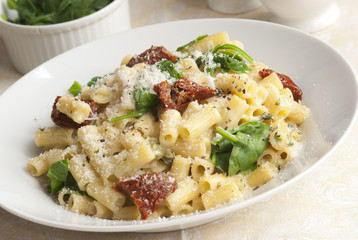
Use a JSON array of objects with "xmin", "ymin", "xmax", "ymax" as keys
[{"xmin": 28, "ymin": 31, "xmax": 309, "ymax": 221}]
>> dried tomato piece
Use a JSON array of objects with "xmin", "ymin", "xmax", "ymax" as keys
[
  {"xmin": 126, "ymin": 46, "xmax": 177, "ymax": 67},
  {"xmin": 114, "ymin": 172, "xmax": 177, "ymax": 220},
  {"xmin": 259, "ymin": 69, "xmax": 303, "ymax": 102},
  {"xmin": 173, "ymin": 78, "xmax": 216, "ymax": 110},
  {"xmin": 154, "ymin": 77, "xmax": 216, "ymax": 111},
  {"xmin": 153, "ymin": 80, "xmax": 176, "ymax": 109},
  {"xmin": 51, "ymin": 96, "xmax": 99, "ymax": 129}
]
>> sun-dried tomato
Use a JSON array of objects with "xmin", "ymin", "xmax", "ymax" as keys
[
  {"xmin": 154, "ymin": 77, "xmax": 216, "ymax": 111},
  {"xmin": 126, "ymin": 46, "xmax": 177, "ymax": 67},
  {"xmin": 259, "ymin": 69, "xmax": 302, "ymax": 102},
  {"xmin": 114, "ymin": 172, "xmax": 177, "ymax": 220},
  {"xmin": 51, "ymin": 96, "xmax": 99, "ymax": 129}
]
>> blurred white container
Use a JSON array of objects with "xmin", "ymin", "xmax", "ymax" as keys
[
  {"xmin": 0, "ymin": 0, "xmax": 130, "ymax": 74},
  {"xmin": 208, "ymin": 0, "xmax": 262, "ymax": 14},
  {"xmin": 260, "ymin": 0, "xmax": 340, "ymax": 32}
]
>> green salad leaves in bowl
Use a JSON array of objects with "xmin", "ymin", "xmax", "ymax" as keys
[{"xmin": 0, "ymin": 0, "xmax": 130, "ymax": 74}]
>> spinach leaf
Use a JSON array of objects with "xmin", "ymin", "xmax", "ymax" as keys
[
  {"xmin": 68, "ymin": 81, "xmax": 82, "ymax": 96},
  {"xmin": 47, "ymin": 159, "xmax": 69, "ymax": 194},
  {"xmin": 47, "ymin": 159, "xmax": 86, "ymax": 194},
  {"xmin": 5, "ymin": 0, "xmax": 113, "ymax": 25},
  {"xmin": 176, "ymin": 34, "xmax": 208, "ymax": 51},
  {"xmin": 197, "ymin": 43, "xmax": 253, "ymax": 76},
  {"xmin": 109, "ymin": 88, "xmax": 159, "ymax": 122},
  {"xmin": 211, "ymin": 121, "xmax": 270, "ymax": 176},
  {"xmin": 156, "ymin": 59, "xmax": 183, "ymax": 80}
]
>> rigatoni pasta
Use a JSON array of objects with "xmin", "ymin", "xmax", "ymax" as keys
[{"xmin": 28, "ymin": 31, "xmax": 310, "ymax": 221}]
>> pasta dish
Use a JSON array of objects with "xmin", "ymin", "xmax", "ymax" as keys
[{"xmin": 27, "ymin": 31, "xmax": 309, "ymax": 221}]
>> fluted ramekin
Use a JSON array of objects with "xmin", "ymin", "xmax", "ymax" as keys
[{"xmin": 0, "ymin": 0, "xmax": 130, "ymax": 74}]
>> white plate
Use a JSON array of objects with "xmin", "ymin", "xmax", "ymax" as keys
[{"xmin": 0, "ymin": 19, "xmax": 357, "ymax": 232}]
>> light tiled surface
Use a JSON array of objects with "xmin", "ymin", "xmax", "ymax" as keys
[{"xmin": 1, "ymin": 0, "xmax": 357, "ymax": 239}]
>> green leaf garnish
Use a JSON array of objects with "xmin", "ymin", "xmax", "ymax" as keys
[
  {"xmin": 87, "ymin": 76, "xmax": 102, "ymax": 87},
  {"xmin": 156, "ymin": 59, "xmax": 183, "ymax": 80},
  {"xmin": 197, "ymin": 43, "xmax": 253, "ymax": 76},
  {"xmin": 176, "ymin": 34, "xmax": 208, "ymax": 51},
  {"xmin": 109, "ymin": 88, "xmax": 159, "ymax": 122},
  {"xmin": 68, "ymin": 81, "xmax": 82, "ymax": 96},
  {"xmin": 47, "ymin": 159, "xmax": 69, "ymax": 194},
  {"xmin": 211, "ymin": 121, "xmax": 270, "ymax": 176}
]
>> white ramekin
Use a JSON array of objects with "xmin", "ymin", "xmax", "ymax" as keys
[
  {"xmin": 208, "ymin": 0, "xmax": 262, "ymax": 14},
  {"xmin": 260, "ymin": 0, "xmax": 340, "ymax": 33},
  {"xmin": 0, "ymin": 0, "xmax": 130, "ymax": 74}
]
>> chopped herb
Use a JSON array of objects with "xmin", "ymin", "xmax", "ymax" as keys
[
  {"xmin": 261, "ymin": 112, "xmax": 272, "ymax": 120},
  {"xmin": 275, "ymin": 99, "xmax": 281, "ymax": 106},
  {"xmin": 68, "ymin": 81, "xmax": 82, "ymax": 96},
  {"xmin": 87, "ymin": 76, "xmax": 102, "ymax": 87},
  {"xmin": 288, "ymin": 124, "xmax": 296, "ymax": 130}
]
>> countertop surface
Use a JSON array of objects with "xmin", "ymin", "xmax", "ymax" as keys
[{"xmin": 1, "ymin": 0, "xmax": 357, "ymax": 239}]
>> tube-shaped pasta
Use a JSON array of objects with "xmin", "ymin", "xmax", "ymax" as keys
[
  {"xmin": 86, "ymin": 179, "xmax": 125, "ymax": 212},
  {"xmin": 67, "ymin": 194, "xmax": 96, "ymax": 215},
  {"xmin": 209, "ymin": 95, "xmax": 249, "ymax": 129},
  {"xmin": 172, "ymin": 203, "xmax": 195, "ymax": 216},
  {"xmin": 28, "ymin": 146, "xmax": 77, "ymax": 176},
  {"xmin": 56, "ymin": 94, "xmax": 91, "ymax": 124},
  {"xmin": 288, "ymin": 100, "xmax": 310, "ymax": 124},
  {"xmin": 114, "ymin": 141, "xmax": 155, "ymax": 178},
  {"xmin": 191, "ymin": 196, "xmax": 205, "ymax": 211},
  {"xmin": 259, "ymin": 72, "xmax": 283, "ymax": 90},
  {"xmin": 201, "ymin": 182, "xmax": 242, "ymax": 209},
  {"xmin": 262, "ymin": 83, "xmax": 290, "ymax": 120},
  {"xmin": 181, "ymin": 100, "xmax": 202, "ymax": 120},
  {"xmin": 170, "ymin": 136, "xmax": 211, "ymax": 158},
  {"xmin": 215, "ymin": 73, "xmax": 257, "ymax": 99},
  {"xmin": 246, "ymin": 85, "xmax": 269, "ymax": 105},
  {"xmin": 170, "ymin": 156, "xmax": 192, "ymax": 182},
  {"xmin": 257, "ymin": 146, "xmax": 279, "ymax": 166},
  {"xmin": 179, "ymin": 104, "xmax": 221, "ymax": 141},
  {"xmin": 191, "ymin": 158, "xmax": 215, "ymax": 181},
  {"xmin": 134, "ymin": 113, "xmax": 159, "ymax": 138},
  {"xmin": 184, "ymin": 31, "xmax": 230, "ymax": 54},
  {"xmin": 118, "ymin": 128, "xmax": 145, "ymax": 150},
  {"xmin": 35, "ymin": 127, "xmax": 76, "ymax": 148},
  {"xmin": 97, "ymin": 122, "xmax": 123, "ymax": 155},
  {"xmin": 269, "ymin": 120, "xmax": 289, "ymax": 151},
  {"xmin": 93, "ymin": 201, "xmax": 113, "ymax": 219},
  {"xmin": 58, "ymin": 188, "xmax": 72, "ymax": 207},
  {"xmin": 176, "ymin": 58, "xmax": 213, "ymax": 86},
  {"xmin": 112, "ymin": 206, "xmax": 140, "ymax": 220},
  {"xmin": 147, "ymin": 206, "xmax": 171, "ymax": 220},
  {"xmin": 198, "ymin": 173, "xmax": 227, "ymax": 194},
  {"xmin": 77, "ymin": 125, "xmax": 104, "ymax": 158},
  {"xmin": 159, "ymin": 109, "xmax": 182, "ymax": 147},
  {"xmin": 246, "ymin": 162, "xmax": 279, "ymax": 188},
  {"xmin": 165, "ymin": 178, "xmax": 200, "ymax": 211}
]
